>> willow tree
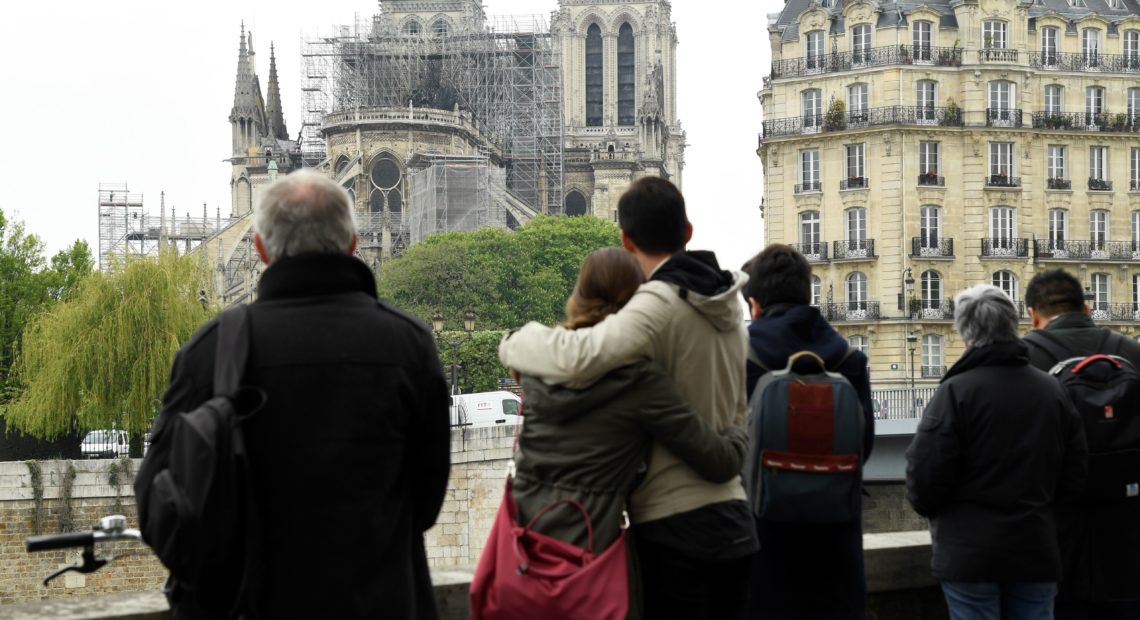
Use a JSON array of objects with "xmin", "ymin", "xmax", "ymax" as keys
[{"xmin": 4, "ymin": 251, "xmax": 215, "ymax": 438}]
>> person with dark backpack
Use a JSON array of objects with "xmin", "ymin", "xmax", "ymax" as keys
[
  {"xmin": 1024, "ymin": 269, "xmax": 1140, "ymax": 620},
  {"xmin": 135, "ymin": 170, "xmax": 450, "ymax": 619},
  {"xmin": 740, "ymin": 244, "xmax": 874, "ymax": 620}
]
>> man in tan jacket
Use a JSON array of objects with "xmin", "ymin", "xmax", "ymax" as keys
[{"xmin": 499, "ymin": 177, "xmax": 756, "ymax": 619}]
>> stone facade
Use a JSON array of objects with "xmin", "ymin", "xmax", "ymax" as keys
[{"xmin": 761, "ymin": 0, "xmax": 1140, "ymax": 387}]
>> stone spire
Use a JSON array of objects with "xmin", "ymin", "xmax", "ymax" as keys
[
  {"xmin": 265, "ymin": 43, "xmax": 289, "ymax": 140},
  {"xmin": 230, "ymin": 23, "xmax": 258, "ymax": 122}
]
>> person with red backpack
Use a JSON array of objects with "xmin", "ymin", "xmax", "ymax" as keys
[{"xmin": 1024, "ymin": 269, "xmax": 1140, "ymax": 620}]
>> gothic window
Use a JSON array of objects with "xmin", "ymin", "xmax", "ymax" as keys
[
  {"xmin": 618, "ymin": 23, "xmax": 635, "ymax": 127},
  {"xmin": 586, "ymin": 24, "xmax": 603, "ymax": 127},
  {"xmin": 334, "ymin": 155, "xmax": 351, "ymax": 176},
  {"xmin": 369, "ymin": 155, "xmax": 403, "ymax": 222},
  {"xmin": 432, "ymin": 20, "xmax": 449, "ymax": 37},
  {"xmin": 564, "ymin": 191, "xmax": 588, "ymax": 217},
  {"xmin": 343, "ymin": 180, "xmax": 356, "ymax": 209},
  {"xmin": 404, "ymin": 20, "xmax": 422, "ymax": 35}
]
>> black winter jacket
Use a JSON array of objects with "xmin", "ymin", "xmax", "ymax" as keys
[
  {"xmin": 146, "ymin": 253, "xmax": 450, "ymax": 619},
  {"xmin": 1026, "ymin": 312, "xmax": 1140, "ymax": 602},
  {"xmin": 905, "ymin": 340, "xmax": 1087, "ymax": 583}
]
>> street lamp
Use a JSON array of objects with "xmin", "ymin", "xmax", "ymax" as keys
[
  {"xmin": 906, "ymin": 332, "xmax": 918, "ymax": 416},
  {"xmin": 431, "ymin": 310, "xmax": 476, "ymax": 395}
]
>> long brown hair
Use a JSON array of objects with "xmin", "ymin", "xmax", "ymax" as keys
[{"xmin": 564, "ymin": 247, "xmax": 645, "ymax": 329}]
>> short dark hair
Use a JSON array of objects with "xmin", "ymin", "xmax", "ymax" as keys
[
  {"xmin": 741, "ymin": 244, "xmax": 812, "ymax": 307},
  {"xmin": 1025, "ymin": 269, "xmax": 1085, "ymax": 317},
  {"xmin": 617, "ymin": 177, "xmax": 688, "ymax": 255}
]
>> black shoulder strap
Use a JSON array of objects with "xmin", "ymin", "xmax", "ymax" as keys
[
  {"xmin": 1023, "ymin": 329, "xmax": 1073, "ymax": 363},
  {"xmin": 213, "ymin": 305, "xmax": 251, "ymax": 396}
]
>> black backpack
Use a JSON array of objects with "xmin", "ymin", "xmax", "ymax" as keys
[
  {"xmin": 134, "ymin": 305, "xmax": 266, "ymax": 616},
  {"xmin": 1025, "ymin": 329, "xmax": 1140, "ymax": 501}
]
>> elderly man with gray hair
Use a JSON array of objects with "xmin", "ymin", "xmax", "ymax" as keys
[
  {"xmin": 906, "ymin": 284, "xmax": 1086, "ymax": 620},
  {"xmin": 148, "ymin": 170, "xmax": 450, "ymax": 619}
]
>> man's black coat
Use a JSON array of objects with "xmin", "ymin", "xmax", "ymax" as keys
[
  {"xmin": 153, "ymin": 253, "xmax": 450, "ymax": 619},
  {"xmin": 1026, "ymin": 312, "xmax": 1140, "ymax": 602},
  {"xmin": 906, "ymin": 340, "xmax": 1087, "ymax": 583}
]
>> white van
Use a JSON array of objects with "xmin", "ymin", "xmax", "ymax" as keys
[
  {"xmin": 80, "ymin": 430, "xmax": 129, "ymax": 459},
  {"xmin": 451, "ymin": 391, "xmax": 522, "ymax": 428}
]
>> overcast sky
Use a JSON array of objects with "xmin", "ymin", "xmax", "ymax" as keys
[{"xmin": 0, "ymin": 1, "xmax": 770, "ymax": 272}]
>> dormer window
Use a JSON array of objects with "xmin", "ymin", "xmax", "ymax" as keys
[{"xmin": 1069, "ymin": 0, "xmax": 1086, "ymax": 7}]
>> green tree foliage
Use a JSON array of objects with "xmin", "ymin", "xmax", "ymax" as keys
[
  {"xmin": 378, "ymin": 216, "xmax": 620, "ymax": 330},
  {"xmin": 4, "ymin": 252, "xmax": 215, "ymax": 438},
  {"xmin": 435, "ymin": 330, "xmax": 510, "ymax": 394}
]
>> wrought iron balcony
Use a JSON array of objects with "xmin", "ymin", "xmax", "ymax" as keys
[
  {"xmin": 985, "ymin": 175, "xmax": 1021, "ymax": 188},
  {"xmin": 1029, "ymin": 51, "xmax": 1140, "ymax": 73},
  {"xmin": 794, "ymin": 181, "xmax": 822, "ymax": 194},
  {"xmin": 981, "ymin": 238, "xmax": 1030, "ymax": 258},
  {"xmin": 822, "ymin": 302, "xmax": 881, "ymax": 322},
  {"xmin": 840, "ymin": 177, "xmax": 869, "ymax": 190},
  {"xmin": 979, "ymin": 48, "xmax": 1019, "ymax": 63},
  {"xmin": 1034, "ymin": 240, "xmax": 1139, "ymax": 261},
  {"xmin": 986, "ymin": 108, "xmax": 1023, "ymax": 128},
  {"xmin": 910, "ymin": 299, "xmax": 954, "ymax": 320},
  {"xmin": 911, "ymin": 238, "xmax": 954, "ymax": 258},
  {"xmin": 769, "ymin": 45, "xmax": 964, "ymax": 79},
  {"xmin": 833, "ymin": 239, "xmax": 877, "ymax": 260},
  {"xmin": 1047, "ymin": 178, "xmax": 1072, "ymax": 190},
  {"xmin": 1031, "ymin": 111, "xmax": 1140, "ymax": 133},
  {"xmin": 792, "ymin": 242, "xmax": 829, "ymax": 262},
  {"xmin": 762, "ymin": 105, "xmax": 963, "ymax": 138},
  {"xmin": 921, "ymin": 365, "xmax": 948, "ymax": 379},
  {"xmin": 1088, "ymin": 178, "xmax": 1113, "ymax": 191},
  {"xmin": 1089, "ymin": 303, "xmax": 1140, "ymax": 322},
  {"xmin": 918, "ymin": 173, "xmax": 945, "ymax": 186}
]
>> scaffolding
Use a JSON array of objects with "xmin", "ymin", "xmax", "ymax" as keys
[
  {"xmin": 408, "ymin": 155, "xmax": 507, "ymax": 244},
  {"xmin": 299, "ymin": 12, "xmax": 564, "ymax": 216}
]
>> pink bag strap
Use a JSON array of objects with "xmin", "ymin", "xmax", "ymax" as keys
[{"xmin": 513, "ymin": 498, "xmax": 601, "ymax": 578}]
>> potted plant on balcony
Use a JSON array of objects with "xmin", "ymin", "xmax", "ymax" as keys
[
  {"xmin": 1111, "ymin": 113, "xmax": 1129, "ymax": 131},
  {"xmin": 847, "ymin": 175, "xmax": 865, "ymax": 188},
  {"xmin": 1089, "ymin": 177, "xmax": 1110, "ymax": 191},
  {"xmin": 990, "ymin": 172, "xmax": 1009, "ymax": 186},
  {"xmin": 1047, "ymin": 177, "xmax": 1069, "ymax": 190},
  {"xmin": 824, "ymin": 99, "xmax": 846, "ymax": 132},
  {"xmin": 921, "ymin": 170, "xmax": 940, "ymax": 185},
  {"xmin": 941, "ymin": 98, "xmax": 961, "ymax": 126}
]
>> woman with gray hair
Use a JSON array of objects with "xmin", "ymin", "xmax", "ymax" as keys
[{"xmin": 906, "ymin": 284, "xmax": 1087, "ymax": 619}]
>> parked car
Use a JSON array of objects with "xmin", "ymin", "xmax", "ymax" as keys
[
  {"xmin": 80, "ymin": 430, "xmax": 129, "ymax": 459},
  {"xmin": 450, "ymin": 391, "xmax": 522, "ymax": 428}
]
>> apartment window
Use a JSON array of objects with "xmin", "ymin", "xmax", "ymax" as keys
[
  {"xmin": 922, "ymin": 335, "xmax": 945, "ymax": 374},
  {"xmin": 847, "ymin": 272, "xmax": 868, "ymax": 306},
  {"xmin": 917, "ymin": 80, "xmax": 938, "ymax": 121},
  {"xmin": 802, "ymin": 89, "xmax": 822, "ymax": 128},
  {"xmin": 800, "ymin": 149, "xmax": 821, "ymax": 189},
  {"xmin": 991, "ymin": 206, "xmax": 1016, "ymax": 241},
  {"xmin": 1087, "ymin": 87, "xmax": 1105, "ymax": 124},
  {"xmin": 1048, "ymin": 208, "xmax": 1068, "ymax": 248},
  {"xmin": 1044, "ymin": 85, "xmax": 1064, "ymax": 114},
  {"xmin": 1048, "ymin": 145, "xmax": 1067, "ymax": 182},
  {"xmin": 848, "ymin": 83, "xmax": 869, "ymax": 122},
  {"xmin": 1134, "ymin": 274, "xmax": 1140, "ymax": 312},
  {"xmin": 990, "ymin": 142, "xmax": 1015, "ymax": 178},
  {"xmin": 920, "ymin": 270, "xmax": 943, "ymax": 310},
  {"xmin": 1126, "ymin": 31, "xmax": 1140, "ymax": 67},
  {"xmin": 805, "ymin": 30, "xmax": 825, "ymax": 69},
  {"xmin": 852, "ymin": 25, "xmax": 872, "ymax": 63},
  {"xmin": 585, "ymin": 24, "xmax": 603, "ymax": 127},
  {"xmin": 1129, "ymin": 89, "xmax": 1140, "ymax": 121},
  {"xmin": 1133, "ymin": 211, "xmax": 1140, "ymax": 249},
  {"xmin": 988, "ymin": 81, "xmax": 1014, "ymax": 111},
  {"xmin": 993, "ymin": 271, "xmax": 1019, "ymax": 301},
  {"xmin": 1090, "ymin": 146, "xmax": 1108, "ymax": 181},
  {"xmin": 1083, "ymin": 29, "xmax": 1101, "ymax": 66},
  {"xmin": 919, "ymin": 141, "xmax": 940, "ymax": 175},
  {"xmin": 1091, "ymin": 273, "xmax": 1110, "ymax": 313},
  {"xmin": 800, "ymin": 211, "xmax": 821, "ymax": 253},
  {"xmin": 846, "ymin": 144, "xmax": 865, "ymax": 180},
  {"xmin": 920, "ymin": 205, "xmax": 941, "ymax": 248},
  {"xmin": 913, "ymin": 21, "xmax": 933, "ymax": 61},
  {"xmin": 811, "ymin": 276, "xmax": 822, "ymax": 306},
  {"xmin": 848, "ymin": 335, "xmax": 869, "ymax": 356},
  {"xmin": 1041, "ymin": 27, "xmax": 1059, "ymax": 63},
  {"xmin": 1091, "ymin": 210, "xmax": 1110, "ymax": 248},
  {"xmin": 617, "ymin": 23, "xmax": 635, "ymax": 126},
  {"xmin": 1132, "ymin": 148, "xmax": 1140, "ymax": 190},
  {"xmin": 847, "ymin": 208, "xmax": 867, "ymax": 245},
  {"xmin": 983, "ymin": 21, "xmax": 1008, "ymax": 48}
]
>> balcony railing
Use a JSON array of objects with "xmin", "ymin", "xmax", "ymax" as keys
[
  {"xmin": 1035, "ymin": 240, "xmax": 1139, "ymax": 261},
  {"xmin": 918, "ymin": 173, "xmax": 945, "ymax": 186},
  {"xmin": 822, "ymin": 302, "xmax": 882, "ymax": 322},
  {"xmin": 1090, "ymin": 304, "xmax": 1140, "ymax": 322},
  {"xmin": 1047, "ymin": 178, "xmax": 1072, "ymax": 190},
  {"xmin": 792, "ymin": 242, "xmax": 829, "ymax": 262},
  {"xmin": 981, "ymin": 238, "xmax": 1030, "ymax": 258},
  {"xmin": 833, "ymin": 239, "xmax": 877, "ymax": 260},
  {"xmin": 986, "ymin": 108, "xmax": 1023, "ymax": 128},
  {"xmin": 921, "ymin": 365, "xmax": 948, "ymax": 379},
  {"xmin": 910, "ymin": 299, "xmax": 954, "ymax": 320},
  {"xmin": 911, "ymin": 237, "xmax": 954, "ymax": 258},
  {"xmin": 770, "ymin": 45, "xmax": 963, "ymax": 79},
  {"xmin": 985, "ymin": 175, "xmax": 1021, "ymax": 188},
  {"xmin": 1029, "ymin": 51, "xmax": 1140, "ymax": 73},
  {"xmin": 794, "ymin": 181, "xmax": 821, "ymax": 194},
  {"xmin": 1031, "ymin": 111, "xmax": 1140, "ymax": 133},
  {"xmin": 979, "ymin": 48, "xmax": 1019, "ymax": 63},
  {"xmin": 840, "ymin": 177, "xmax": 869, "ymax": 190},
  {"xmin": 762, "ymin": 105, "xmax": 963, "ymax": 138},
  {"xmin": 1088, "ymin": 178, "xmax": 1113, "ymax": 191}
]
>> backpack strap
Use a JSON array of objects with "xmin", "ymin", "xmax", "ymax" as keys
[
  {"xmin": 213, "ymin": 305, "xmax": 251, "ymax": 396},
  {"xmin": 1023, "ymin": 329, "xmax": 1074, "ymax": 363}
]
